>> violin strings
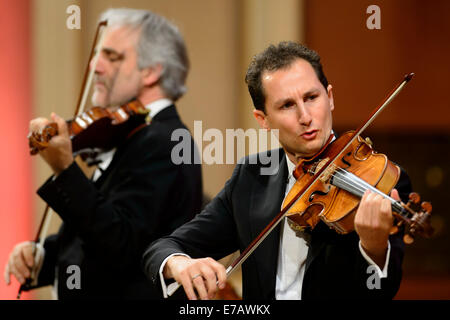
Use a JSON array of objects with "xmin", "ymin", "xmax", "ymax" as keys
[
  {"xmin": 327, "ymin": 167, "xmax": 372, "ymax": 196},
  {"xmin": 333, "ymin": 168, "xmax": 370, "ymax": 195},
  {"xmin": 309, "ymin": 163, "xmax": 372, "ymax": 197},
  {"xmin": 320, "ymin": 166, "xmax": 409, "ymax": 218}
]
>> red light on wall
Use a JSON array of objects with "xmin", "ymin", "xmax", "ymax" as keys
[{"xmin": 0, "ymin": 0, "xmax": 33, "ymax": 300}]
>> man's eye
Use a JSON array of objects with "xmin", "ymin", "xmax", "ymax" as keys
[
  {"xmin": 107, "ymin": 53, "xmax": 123, "ymax": 62},
  {"xmin": 101, "ymin": 50, "xmax": 124, "ymax": 62},
  {"xmin": 306, "ymin": 95, "xmax": 318, "ymax": 101},
  {"xmin": 281, "ymin": 102, "xmax": 294, "ymax": 109}
]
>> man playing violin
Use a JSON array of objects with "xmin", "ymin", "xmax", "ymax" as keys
[
  {"xmin": 143, "ymin": 41, "xmax": 412, "ymax": 300},
  {"xmin": 4, "ymin": 8, "xmax": 202, "ymax": 299}
]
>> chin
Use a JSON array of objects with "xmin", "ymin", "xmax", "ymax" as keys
[{"xmin": 91, "ymin": 95, "xmax": 107, "ymax": 108}]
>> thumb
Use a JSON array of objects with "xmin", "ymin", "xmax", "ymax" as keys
[
  {"xmin": 24, "ymin": 242, "xmax": 35, "ymax": 268},
  {"xmin": 390, "ymin": 188, "xmax": 400, "ymax": 201},
  {"xmin": 51, "ymin": 113, "xmax": 69, "ymax": 137}
]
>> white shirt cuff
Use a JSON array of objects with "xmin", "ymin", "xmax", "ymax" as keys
[
  {"xmin": 358, "ymin": 240, "xmax": 390, "ymax": 279},
  {"xmin": 159, "ymin": 253, "xmax": 190, "ymax": 298}
]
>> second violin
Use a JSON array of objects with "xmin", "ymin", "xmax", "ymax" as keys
[{"xmin": 28, "ymin": 99, "xmax": 149, "ymax": 157}]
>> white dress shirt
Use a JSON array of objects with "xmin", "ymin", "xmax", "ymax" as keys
[{"xmin": 275, "ymin": 156, "xmax": 390, "ymax": 299}]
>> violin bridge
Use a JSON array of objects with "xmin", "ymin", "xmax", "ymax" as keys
[{"xmin": 314, "ymin": 158, "xmax": 336, "ymax": 183}]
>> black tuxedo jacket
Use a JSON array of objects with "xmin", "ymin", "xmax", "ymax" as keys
[
  {"xmin": 34, "ymin": 105, "xmax": 202, "ymax": 299},
  {"xmin": 143, "ymin": 148, "xmax": 411, "ymax": 299}
]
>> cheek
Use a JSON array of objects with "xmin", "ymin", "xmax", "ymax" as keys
[
  {"xmin": 324, "ymin": 110, "xmax": 333, "ymax": 128},
  {"xmin": 116, "ymin": 70, "xmax": 141, "ymax": 91},
  {"xmin": 275, "ymin": 118, "xmax": 299, "ymax": 141},
  {"xmin": 315, "ymin": 106, "xmax": 332, "ymax": 127}
]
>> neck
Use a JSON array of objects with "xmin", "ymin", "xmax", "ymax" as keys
[
  {"xmin": 138, "ymin": 85, "xmax": 168, "ymax": 105},
  {"xmin": 285, "ymin": 151, "xmax": 299, "ymax": 166}
]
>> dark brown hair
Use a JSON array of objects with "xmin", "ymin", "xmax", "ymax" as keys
[{"xmin": 245, "ymin": 41, "xmax": 328, "ymax": 112}]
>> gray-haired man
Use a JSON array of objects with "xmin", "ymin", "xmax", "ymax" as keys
[{"xmin": 4, "ymin": 8, "xmax": 202, "ymax": 299}]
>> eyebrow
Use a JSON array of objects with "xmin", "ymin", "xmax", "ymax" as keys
[
  {"xmin": 101, "ymin": 47, "xmax": 125, "ymax": 60},
  {"xmin": 272, "ymin": 88, "xmax": 321, "ymax": 107},
  {"xmin": 102, "ymin": 47, "xmax": 119, "ymax": 54}
]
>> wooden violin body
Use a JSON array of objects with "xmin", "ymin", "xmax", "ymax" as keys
[
  {"xmin": 285, "ymin": 131, "xmax": 434, "ymax": 243},
  {"xmin": 285, "ymin": 131, "xmax": 399, "ymax": 232}
]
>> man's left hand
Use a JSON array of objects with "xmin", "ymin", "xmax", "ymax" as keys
[
  {"xmin": 354, "ymin": 189, "xmax": 400, "ymax": 268},
  {"xmin": 29, "ymin": 112, "xmax": 73, "ymax": 175}
]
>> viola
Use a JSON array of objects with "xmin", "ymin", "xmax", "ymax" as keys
[
  {"xmin": 285, "ymin": 131, "xmax": 433, "ymax": 243},
  {"xmin": 28, "ymin": 99, "xmax": 149, "ymax": 157}
]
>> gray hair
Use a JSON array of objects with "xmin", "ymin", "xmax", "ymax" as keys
[{"xmin": 100, "ymin": 8, "xmax": 189, "ymax": 101}]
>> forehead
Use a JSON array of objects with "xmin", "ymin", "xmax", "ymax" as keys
[
  {"xmin": 262, "ymin": 58, "xmax": 322, "ymax": 98},
  {"xmin": 102, "ymin": 25, "xmax": 141, "ymax": 51}
]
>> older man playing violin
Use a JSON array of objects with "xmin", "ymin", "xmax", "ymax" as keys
[{"xmin": 4, "ymin": 8, "xmax": 202, "ymax": 299}]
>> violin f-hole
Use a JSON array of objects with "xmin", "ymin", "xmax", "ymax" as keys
[
  {"xmin": 309, "ymin": 185, "xmax": 331, "ymax": 202},
  {"xmin": 340, "ymin": 152, "xmax": 352, "ymax": 168}
]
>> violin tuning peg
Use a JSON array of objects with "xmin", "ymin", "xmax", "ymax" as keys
[
  {"xmin": 389, "ymin": 226, "xmax": 399, "ymax": 235},
  {"xmin": 408, "ymin": 192, "xmax": 421, "ymax": 205},
  {"xmin": 30, "ymin": 147, "xmax": 39, "ymax": 155},
  {"xmin": 421, "ymin": 201, "xmax": 432, "ymax": 214},
  {"xmin": 403, "ymin": 233, "xmax": 415, "ymax": 244}
]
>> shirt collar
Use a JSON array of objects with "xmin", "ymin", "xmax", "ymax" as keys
[
  {"xmin": 145, "ymin": 98, "xmax": 173, "ymax": 118},
  {"xmin": 285, "ymin": 155, "xmax": 296, "ymax": 181}
]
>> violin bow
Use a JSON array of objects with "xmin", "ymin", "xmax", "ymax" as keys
[
  {"xmin": 167, "ymin": 73, "xmax": 415, "ymax": 297},
  {"xmin": 17, "ymin": 20, "xmax": 108, "ymax": 299},
  {"xmin": 75, "ymin": 20, "xmax": 108, "ymax": 116}
]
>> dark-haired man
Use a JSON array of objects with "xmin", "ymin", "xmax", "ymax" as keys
[{"xmin": 143, "ymin": 41, "xmax": 411, "ymax": 300}]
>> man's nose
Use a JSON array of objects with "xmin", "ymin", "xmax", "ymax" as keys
[
  {"xmin": 90, "ymin": 53, "xmax": 104, "ymax": 74},
  {"xmin": 297, "ymin": 103, "xmax": 312, "ymax": 126}
]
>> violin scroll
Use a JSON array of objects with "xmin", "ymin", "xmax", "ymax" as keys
[
  {"xmin": 400, "ymin": 192, "xmax": 434, "ymax": 244},
  {"xmin": 28, "ymin": 123, "xmax": 58, "ymax": 155}
]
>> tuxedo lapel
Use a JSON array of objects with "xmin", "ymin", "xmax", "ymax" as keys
[{"xmin": 248, "ymin": 149, "xmax": 288, "ymax": 298}]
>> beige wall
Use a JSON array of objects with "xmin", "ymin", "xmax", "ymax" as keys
[{"xmin": 31, "ymin": 0, "xmax": 304, "ymax": 299}]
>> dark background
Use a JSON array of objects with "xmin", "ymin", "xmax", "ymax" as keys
[{"xmin": 305, "ymin": 0, "xmax": 450, "ymax": 299}]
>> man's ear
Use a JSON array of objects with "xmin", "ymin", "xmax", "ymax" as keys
[
  {"xmin": 253, "ymin": 109, "xmax": 270, "ymax": 130},
  {"xmin": 327, "ymin": 84, "xmax": 335, "ymax": 111},
  {"xmin": 141, "ymin": 64, "xmax": 163, "ymax": 87}
]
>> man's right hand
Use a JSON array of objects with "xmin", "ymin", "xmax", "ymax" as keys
[
  {"xmin": 4, "ymin": 241, "xmax": 35, "ymax": 285},
  {"xmin": 164, "ymin": 256, "xmax": 227, "ymax": 300}
]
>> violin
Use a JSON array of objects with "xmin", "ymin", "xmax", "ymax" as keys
[
  {"xmin": 284, "ymin": 131, "xmax": 434, "ymax": 243},
  {"xmin": 28, "ymin": 99, "xmax": 149, "ymax": 157}
]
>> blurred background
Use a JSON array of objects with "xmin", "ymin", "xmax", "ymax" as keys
[{"xmin": 0, "ymin": 0, "xmax": 448, "ymax": 299}]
